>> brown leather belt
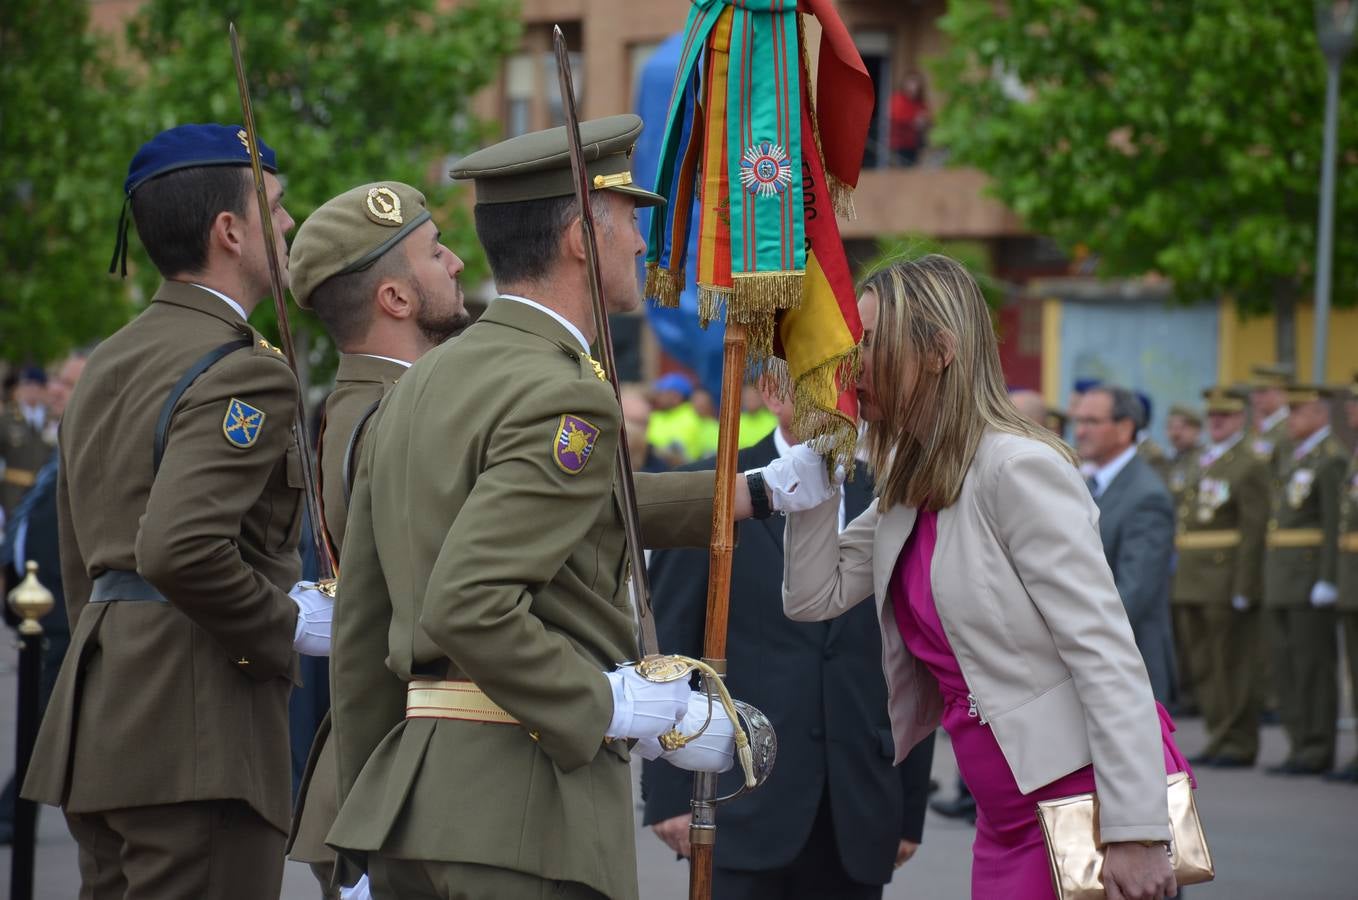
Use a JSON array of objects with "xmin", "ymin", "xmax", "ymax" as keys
[
  {"xmin": 1266, "ymin": 528, "xmax": 1324, "ymax": 549},
  {"xmin": 1175, "ymin": 530, "xmax": 1241, "ymax": 551},
  {"xmin": 2, "ymin": 468, "xmax": 35, "ymax": 488},
  {"xmin": 405, "ymin": 679, "xmax": 520, "ymax": 725}
]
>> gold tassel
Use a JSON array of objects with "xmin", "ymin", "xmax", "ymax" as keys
[
  {"xmin": 697, "ymin": 283, "xmax": 732, "ymax": 327},
  {"xmin": 645, "ymin": 263, "xmax": 683, "ymax": 308},
  {"xmin": 790, "ymin": 345, "xmax": 862, "ymax": 479},
  {"xmin": 730, "ymin": 271, "xmax": 804, "ymax": 323},
  {"xmin": 827, "ymin": 171, "xmax": 857, "ymax": 221}
]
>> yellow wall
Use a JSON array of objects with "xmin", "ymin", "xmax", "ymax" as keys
[{"xmin": 1217, "ymin": 298, "xmax": 1358, "ymax": 385}]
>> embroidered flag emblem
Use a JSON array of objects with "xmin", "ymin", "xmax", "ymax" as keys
[
  {"xmin": 554, "ymin": 414, "xmax": 600, "ymax": 475},
  {"xmin": 223, "ymin": 398, "xmax": 266, "ymax": 448}
]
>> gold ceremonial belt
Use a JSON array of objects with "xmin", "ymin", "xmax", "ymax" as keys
[
  {"xmin": 2, "ymin": 468, "xmax": 35, "ymax": 488},
  {"xmin": 1176, "ymin": 531, "xmax": 1241, "ymax": 551},
  {"xmin": 1340, "ymin": 533, "xmax": 1358, "ymax": 553},
  {"xmin": 1266, "ymin": 528, "xmax": 1324, "ymax": 549},
  {"xmin": 406, "ymin": 680, "xmax": 519, "ymax": 725}
]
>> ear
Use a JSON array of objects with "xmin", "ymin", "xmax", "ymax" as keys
[
  {"xmin": 563, "ymin": 212, "xmax": 587, "ymax": 265},
  {"xmin": 374, "ymin": 276, "xmax": 414, "ymax": 321},
  {"xmin": 209, "ymin": 210, "xmax": 246, "ymax": 261},
  {"xmin": 928, "ymin": 330, "xmax": 958, "ymax": 373}
]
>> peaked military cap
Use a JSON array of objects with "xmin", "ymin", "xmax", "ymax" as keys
[
  {"xmin": 124, "ymin": 123, "xmax": 277, "ymax": 196},
  {"xmin": 1168, "ymin": 403, "xmax": 1202, "ymax": 426},
  {"xmin": 1284, "ymin": 383, "xmax": 1337, "ymax": 405},
  {"xmin": 1249, "ymin": 363, "xmax": 1294, "ymax": 389},
  {"xmin": 1201, "ymin": 386, "xmax": 1245, "ymax": 415},
  {"xmin": 450, "ymin": 114, "xmax": 664, "ymax": 207},
  {"xmin": 289, "ymin": 181, "xmax": 433, "ymax": 310}
]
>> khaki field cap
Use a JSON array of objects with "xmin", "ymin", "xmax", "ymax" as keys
[
  {"xmin": 450, "ymin": 113, "xmax": 665, "ymax": 207},
  {"xmin": 1249, "ymin": 362, "xmax": 1294, "ymax": 390},
  {"xmin": 1284, "ymin": 384, "xmax": 1336, "ymax": 406},
  {"xmin": 1168, "ymin": 403, "xmax": 1203, "ymax": 426},
  {"xmin": 289, "ymin": 181, "xmax": 432, "ymax": 309},
  {"xmin": 1201, "ymin": 386, "xmax": 1245, "ymax": 415}
]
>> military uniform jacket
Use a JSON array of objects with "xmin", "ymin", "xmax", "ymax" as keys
[
  {"xmin": 1165, "ymin": 449, "xmax": 1200, "ymax": 511},
  {"xmin": 1338, "ymin": 453, "xmax": 1358, "ymax": 612},
  {"xmin": 22, "ymin": 282, "xmax": 303, "ymax": 833},
  {"xmin": 1, "ymin": 405, "xmax": 53, "ymax": 514},
  {"xmin": 1251, "ymin": 416, "xmax": 1291, "ymax": 476},
  {"xmin": 1171, "ymin": 435, "xmax": 1269, "ymax": 606},
  {"xmin": 328, "ymin": 299, "xmax": 715, "ymax": 900},
  {"xmin": 1264, "ymin": 431, "xmax": 1347, "ymax": 609},
  {"xmin": 1139, "ymin": 437, "xmax": 1172, "ymax": 487},
  {"xmin": 288, "ymin": 353, "xmax": 403, "ymax": 862}
]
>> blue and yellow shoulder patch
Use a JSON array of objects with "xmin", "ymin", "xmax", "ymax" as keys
[
  {"xmin": 223, "ymin": 397, "xmax": 266, "ymax": 448},
  {"xmin": 553, "ymin": 414, "xmax": 600, "ymax": 475}
]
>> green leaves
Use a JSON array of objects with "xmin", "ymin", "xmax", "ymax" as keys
[
  {"xmin": 934, "ymin": 0, "xmax": 1358, "ymax": 317},
  {"xmin": 1, "ymin": 0, "xmax": 520, "ymax": 366}
]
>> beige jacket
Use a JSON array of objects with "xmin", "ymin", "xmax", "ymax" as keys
[{"xmin": 783, "ymin": 429, "xmax": 1169, "ymax": 842}]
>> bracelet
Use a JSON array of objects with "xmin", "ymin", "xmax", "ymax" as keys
[{"xmin": 746, "ymin": 470, "xmax": 772, "ymax": 520}]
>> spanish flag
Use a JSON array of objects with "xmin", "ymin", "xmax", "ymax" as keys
[{"xmin": 644, "ymin": 0, "xmax": 874, "ymax": 468}]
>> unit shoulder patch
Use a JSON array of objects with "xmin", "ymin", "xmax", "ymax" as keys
[
  {"xmin": 223, "ymin": 397, "xmax": 267, "ymax": 448},
  {"xmin": 553, "ymin": 414, "xmax": 600, "ymax": 475}
]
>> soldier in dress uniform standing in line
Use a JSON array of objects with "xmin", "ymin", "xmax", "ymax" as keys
[
  {"xmin": 1329, "ymin": 373, "xmax": 1358, "ymax": 784},
  {"xmin": 20, "ymin": 124, "xmax": 335, "ymax": 899},
  {"xmin": 1164, "ymin": 402, "xmax": 1203, "ymax": 713},
  {"xmin": 0, "ymin": 367, "xmax": 53, "ymax": 520},
  {"xmin": 285, "ymin": 181, "xmax": 469, "ymax": 898},
  {"xmin": 325, "ymin": 116, "xmax": 831, "ymax": 900},
  {"xmin": 1262, "ymin": 385, "xmax": 1347, "ymax": 776},
  {"xmin": 1248, "ymin": 362, "xmax": 1294, "ymax": 722},
  {"xmin": 1172, "ymin": 388, "xmax": 1269, "ymax": 767}
]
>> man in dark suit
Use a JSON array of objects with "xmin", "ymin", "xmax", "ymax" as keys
[
  {"xmin": 642, "ymin": 386, "xmax": 935, "ymax": 900},
  {"xmin": 1074, "ymin": 384, "xmax": 1177, "ymax": 703}
]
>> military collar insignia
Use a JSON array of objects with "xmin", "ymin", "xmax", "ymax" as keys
[
  {"xmin": 553, "ymin": 414, "xmax": 600, "ymax": 475},
  {"xmin": 586, "ymin": 355, "xmax": 607, "ymax": 382},
  {"xmin": 223, "ymin": 397, "xmax": 266, "ymax": 448},
  {"xmin": 365, "ymin": 186, "xmax": 404, "ymax": 225},
  {"xmin": 236, "ymin": 129, "xmax": 250, "ymax": 154},
  {"xmin": 258, "ymin": 337, "xmax": 284, "ymax": 357}
]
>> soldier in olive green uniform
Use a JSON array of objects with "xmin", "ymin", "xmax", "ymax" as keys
[
  {"xmin": 328, "ymin": 117, "xmax": 755, "ymax": 900},
  {"xmin": 0, "ymin": 368, "xmax": 54, "ymax": 517},
  {"xmin": 1329, "ymin": 376, "xmax": 1358, "ymax": 783},
  {"xmin": 1263, "ymin": 385, "xmax": 1347, "ymax": 775},
  {"xmin": 285, "ymin": 181, "xmax": 469, "ymax": 897},
  {"xmin": 1172, "ymin": 389, "xmax": 1268, "ymax": 766},
  {"xmin": 21, "ymin": 125, "xmax": 335, "ymax": 898},
  {"xmin": 1248, "ymin": 362, "xmax": 1294, "ymax": 720},
  {"xmin": 1164, "ymin": 403, "xmax": 1203, "ymax": 712}
]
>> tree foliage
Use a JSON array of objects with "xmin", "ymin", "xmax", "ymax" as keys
[
  {"xmin": 933, "ymin": 1, "xmax": 1358, "ymax": 337},
  {"xmin": 1, "ymin": 1, "xmax": 140, "ymax": 363},
  {"xmin": 2, "ymin": 0, "xmax": 520, "ymax": 371}
]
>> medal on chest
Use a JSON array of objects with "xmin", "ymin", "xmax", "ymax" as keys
[
  {"xmin": 1195, "ymin": 477, "xmax": 1230, "ymax": 523},
  {"xmin": 1287, "ymin": 468, "xmax": 1315, "ymax": 509}
]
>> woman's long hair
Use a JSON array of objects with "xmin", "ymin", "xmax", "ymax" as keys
[{"xmin": 860, "ymin": 254, "xmax": 1075, "ymax": 511}]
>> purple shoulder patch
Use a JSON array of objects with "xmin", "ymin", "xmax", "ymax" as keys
[{"xmin": 553, "ymin": 414, "xmax": 601, "ymax": 475}]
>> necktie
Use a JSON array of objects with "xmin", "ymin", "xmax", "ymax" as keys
[{"xmin": 1086, "ymin": 476, "xmax": 1099, "ymax": 498}]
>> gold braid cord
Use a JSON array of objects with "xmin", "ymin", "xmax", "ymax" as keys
[{"xmin": 633, "ymin": 654, "xmax": 757, "ymax": 789}]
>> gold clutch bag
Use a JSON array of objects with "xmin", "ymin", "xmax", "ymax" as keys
[{"xmin": 1036, "ymin": 772, "xmax": 1214, "ymax": 900}]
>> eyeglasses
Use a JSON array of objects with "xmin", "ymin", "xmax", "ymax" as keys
[{"xmin": 1072, "ymin": 416, "xmax": 1116, "ymax": 427}]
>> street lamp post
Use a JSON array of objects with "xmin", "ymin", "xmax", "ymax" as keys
[{"xmin": 1313, "ymin": 1, "xmax": 1356, "ymax": 383}]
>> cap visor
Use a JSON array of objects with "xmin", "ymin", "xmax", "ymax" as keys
[{"xmin": 608, "ymin": 184, "xmax": 666, "ymax": 208}]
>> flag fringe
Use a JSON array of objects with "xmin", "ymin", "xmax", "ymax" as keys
[
  {"xmin": 791, "ymin": 344, "xmax": 862, "ymax": 477},
  {"xmin": 827, "ymin": 171, "xmax": 857, "ymax": 220},
  {"xmin": 697, "ymin": 283, "xmax": 733, "ymax": 327},
  {"xmin": 645, "ymin": 263, "xmax": 683, "ymax": 308}
]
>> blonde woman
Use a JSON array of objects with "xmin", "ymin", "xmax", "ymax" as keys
[{"xmin": 770, "ymin": 256, "xmax": 1189, "ymax": 900}]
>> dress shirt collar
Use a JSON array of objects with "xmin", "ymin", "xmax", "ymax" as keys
[
  {"xmin": 1090, "ymin": 444, "xmax": 1137, "ymax": 498},
  {"xmin": 190, "ymin": 283, "xmax": 248, "ymax": 322},
  {"xmin": 1259, "ymin": 406, "xmax": 1289, "ymax": 435},
  {"xmin": 497, "ymin": 294, "xmax": 589, "ymax": 353},
  {"xmin": 1292, "ymin": 425, "xmax": 1331, "ymax": 461}
]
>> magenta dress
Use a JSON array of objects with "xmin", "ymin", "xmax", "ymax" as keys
[{"xmin": 891, "ymin": 510, "xmax": 1190, "ymax": 899}]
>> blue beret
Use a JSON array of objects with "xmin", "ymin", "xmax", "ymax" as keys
[
  {"xmin": 653, "ymin": 372, "xmax": 694, "ymax": 399},
  {"xmin": 1135, "ymin": 390, "xmax": 1153, "ymax": 424},
  {"xmin": 1072, "ymin": 378, "xmax": 1102, "ymax": 394},
  {"xmin": 19, "ymin": 366, "xmax": 47, "ymax": 385},
  {"xmin": 124, "ymin": 123, "xmax": 277, "ymax": 196}
]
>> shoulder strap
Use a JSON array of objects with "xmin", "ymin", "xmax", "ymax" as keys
[
  {"xmin": 341, "ymin": 399, "xmax": 382, "ymax": 506},
  {"xmin": 153, "ymin": 334, "xmax": 254, "ymax": 474}
]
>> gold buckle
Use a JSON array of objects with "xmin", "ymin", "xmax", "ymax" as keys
[{"xmin": 592, "ymin": 171, "xmax": 633, "ymax": 190}]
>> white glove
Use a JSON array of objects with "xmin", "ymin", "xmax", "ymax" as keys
[
  {"xmin": 1231, "ymin": 594, "xmax": 1250, "ymax": 612},
  {"xmin": 758, "ymin": 444, "xmax": 843, "ymax": 513},
  {"xmin": 605, "ymin": 666, "xmax": 691, "ymax": 740},
  {"xmin": 1310, "ymin": 581, "xmax": 1338, "ymax": 608},
  {"xmin": 638, "ymin": 692, "xmax": 736, "ymax": 773},
  {"xmin": 290, "ymin": 581, "xmax": 333, "ymax": 656},
  {"xmin": 340, "ymin": 875, "xmax": 372, "ymax": 900}
]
